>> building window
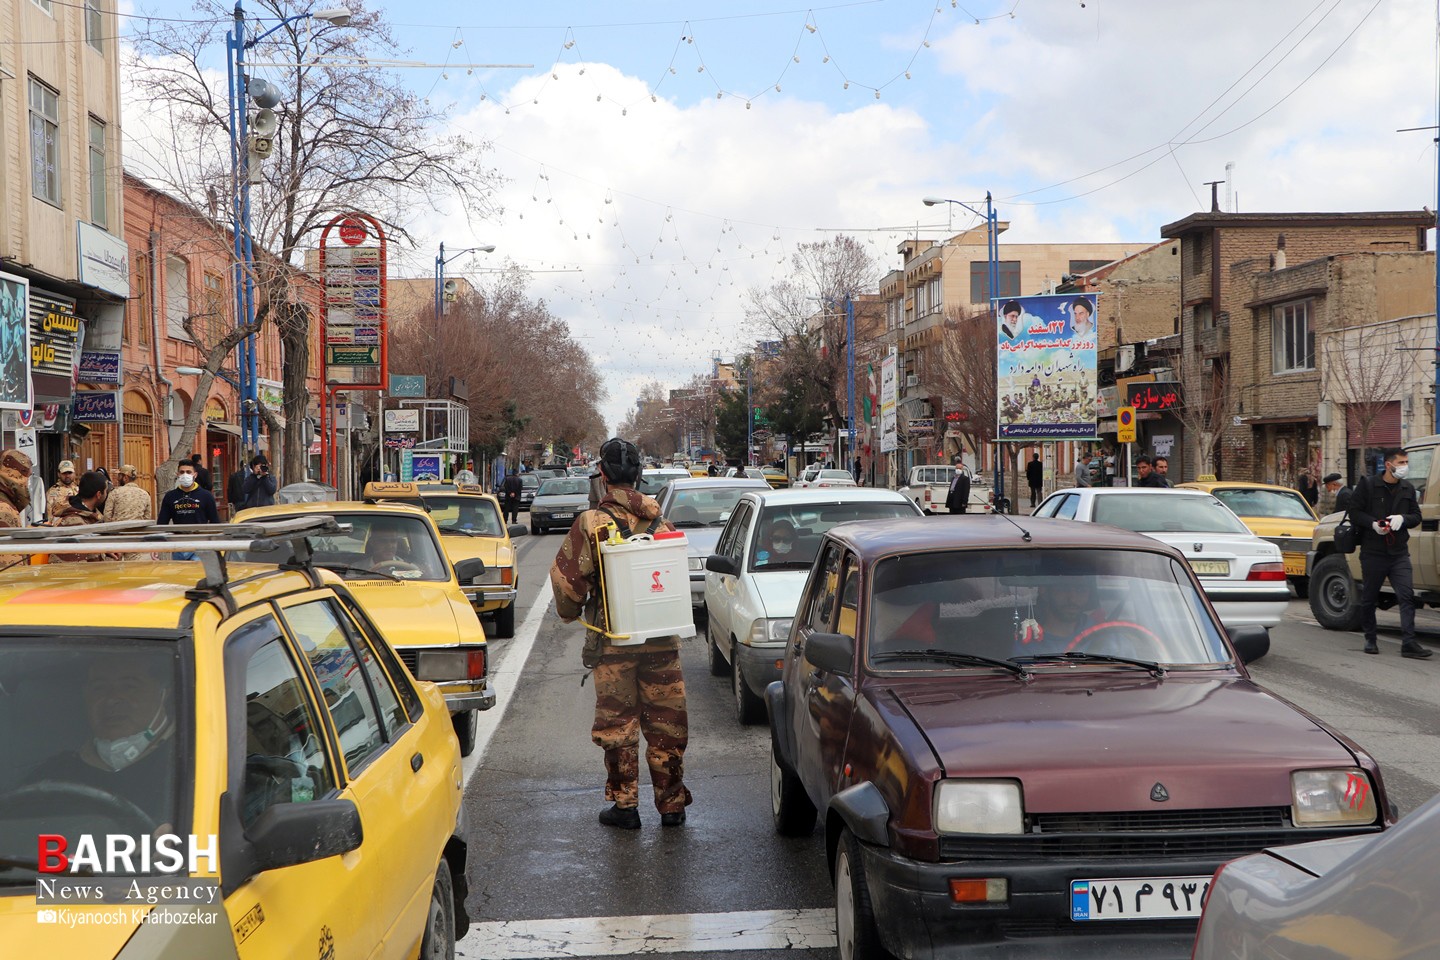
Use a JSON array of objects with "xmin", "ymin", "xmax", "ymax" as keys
[
  {"xmin": 1068, "ymin": 259, "xmax": 1110, "ymax": 275},
  {"xmin": 31, "ymin": 0, "xmax": 53, "ymax": 12},
  {"xmin": 165, "ymin": 256, "xmax": 190, "ymax": 340},
  {"xmin": 85, "ymin": 0, "xmax": 103, "ymax": 52},
  {"xmin": 29, "ymin": 77, "xmax": 61, "ymax": 207},
  {"xmin": 88, "ymin": 117, "xmax": 106, "ymax": 227},
  {"xmin": 131, "ymin": 254, "xmax": 150, "ymax": 345},
  {"xmin": 203, "ymin": 271, "xmax": 224, "ymax": 321},
  {"xmin": 969, "ymin": 261, "xmax": 1021, "ymax": 304},
  {"xmin": 1273, "ymin": 300, "xmax": 1314, "ymax": 374},
  {"xmin": 1196, "ymin": 303, "xmax": 1213, "ymax": 331},
  {"xmin": 929, "ymin": 278, "xmax": 943, "ymax": 314},
  {"xmin": 915, "ymin": 282, "xmax": 928, "ymax": 317},
  {"xmin": 1191, "ymin": 235, "xmax": 1206, "ymax": 274}
]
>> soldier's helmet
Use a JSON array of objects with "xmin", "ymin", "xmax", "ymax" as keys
[{"xmin": 598, "ymin": 437, "xmax": 642, "ymax": 485}]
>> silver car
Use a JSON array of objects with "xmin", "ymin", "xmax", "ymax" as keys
[
  {"xmin": 655, "ymin": 476, "xmax": 769, "ymax": 619},
  {"xmin": 529, "ymin": 477, "xmax": 590, "ymax": 534},
  {"xmin": 1192, "ymin": 788, "xmax": 1430, "ymax": 958}
]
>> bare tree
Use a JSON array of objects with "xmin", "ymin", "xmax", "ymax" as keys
[
  {"xmin": 1321, "ymin": 320, "xmax": 1421, "ymax": 467},
  {"xmin": 1176, "ymin": 357, "xmax": 1231, "ymax": 479},
  {"xmin": 129, "ymin": 0, "xmax": 503, "ymax": 482},
  {"xmin": 747, "ymin": 237, "xmax": 882, "ymax": 438}
]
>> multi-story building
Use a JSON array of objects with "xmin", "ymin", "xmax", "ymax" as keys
[
  {"xmin": 1161, "ymin": 209, "xmax": 1431, "ymax": 482},
  {"xmin": 0, "ymin": 0, "xmax": 128, "ymax": 482},
  {"xmin": 74, "ymin": 173, "xmax": 320, "ymax": 509},
  {"xmin": 878, "ymin": 226, "xmax": 1143, "ymax": 486}
]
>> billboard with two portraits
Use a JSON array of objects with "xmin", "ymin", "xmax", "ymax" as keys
[{"xmin": 995, "ymin": 293, "xmax": 1097, "ymax": 440}]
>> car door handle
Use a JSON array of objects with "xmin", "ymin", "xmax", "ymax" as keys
[{"xmin": 411, "ymin": 752, "xmax": 424, "ymax": 773}]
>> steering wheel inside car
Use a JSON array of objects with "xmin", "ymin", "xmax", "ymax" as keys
[
  {"xmin": 0, "ymin": 780, "xmax": 158, "ymax": 836},
  {"xmin": 1066, "ymin": 620, "xmax": 1161, "ymax": 654}
]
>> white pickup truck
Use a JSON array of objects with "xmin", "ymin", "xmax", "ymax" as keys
[{"xmin": 898, "ymin": 464, "xmax": 993, "ymax": 514}]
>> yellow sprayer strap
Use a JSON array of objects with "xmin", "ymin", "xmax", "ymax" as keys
[{"xmin": 585, "ymin": 522, "xmax": 631, "ymax": 642}]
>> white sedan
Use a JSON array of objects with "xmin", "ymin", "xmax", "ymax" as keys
[
  {"xmin": 794, "ymin": 469, "xmax": 857, "ymax": 489},
  {"xmin": 1033, "ymin": 487, "xmax": 1289, "ymax": 630},
  {"xmin": 702, "ymin": 488, "xmax": 922, "ymax": 724}
]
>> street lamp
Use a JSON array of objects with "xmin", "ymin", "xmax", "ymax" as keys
[
  {"xmin": 227, "ymin": 3, "xmax": 352, "ymax": 454},
  {"xmin": 922, "ymin": 192, "xmax": 1003, "ymax": 509},
  {"xmin": 434, "ymin": 242, "xmax": 497, "ymax": 319}
]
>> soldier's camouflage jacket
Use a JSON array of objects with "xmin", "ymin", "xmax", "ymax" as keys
[{"xmin": 550, "ymin": 484, "xmax": 680, "ymax": 656}]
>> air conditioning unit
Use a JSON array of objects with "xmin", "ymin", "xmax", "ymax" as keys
[{"xmin": 906, "ymin": 374, "xmax": 920, "ymax": 388}]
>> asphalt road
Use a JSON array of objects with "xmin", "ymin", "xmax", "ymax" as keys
[{"xmin": 456, "ymin": 530, "xmax": 1440, "ymax": 959}]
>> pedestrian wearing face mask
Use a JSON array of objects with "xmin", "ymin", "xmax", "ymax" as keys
[
  {"xmin": 159, "ymin": 461, "xmax": 220, "ymax": 525},
  {"xmin": 1348, "ymin": 447, "xmax": 1430, "ymax": 659}
]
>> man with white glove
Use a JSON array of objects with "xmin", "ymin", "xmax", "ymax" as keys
[{"xmin": 1347, "ymin": 448, "xmax": 1429, "ymax": 658}]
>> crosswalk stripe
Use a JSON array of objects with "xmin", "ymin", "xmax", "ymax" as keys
[{"xmin": 457, "ymin": 908, "xmax": 836, "ymax": 958}]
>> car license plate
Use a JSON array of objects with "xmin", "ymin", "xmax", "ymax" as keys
[
  {"xmin": 553, "ymin": 512, "xmax": 575, "ymax": 520},
  {"xmin": 1191, "ymin": 560, "xmax": 1229, "ymax": 577},
  {"xmin": 1071, "ymin": 876, "xmax": 1212, "ymax": 921},
  {"xmin": 1283, "ymin": 555, "xmax": 1306, "ymax": 577}
]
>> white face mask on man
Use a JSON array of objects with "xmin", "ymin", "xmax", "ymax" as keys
[
  {"xmin": 1393, "ymin": 464, "xmax": 1410, "ymax": 480},
  {"xmin": 177, "ymin": 473, "xmax": 196, "ymax": 489}
]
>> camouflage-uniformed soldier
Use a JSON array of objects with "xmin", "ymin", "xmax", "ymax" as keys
[
  {"xmin": 105, "ymin": 464, "xmax": 153, "ymax": 523},
  {"xmin": 550, "ymin": 437, "xmax": 693, "ymax": 829},
  {"xmin": 0, "ymin": 449, "xmax": 34, "ymax": 572},
  {"xmin": 52, "ymin": 471, "xmax": 117, "ymax": 562},
  {"xmin": 46, "ymin": 459, "xmax": 78, "ymax": 522}
]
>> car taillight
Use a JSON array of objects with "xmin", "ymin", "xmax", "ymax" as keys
[
  {"xmin": 1246, "ymin": 562, "xmax": 1286, "ymax": 581},
  {"xmin": 501, "ymin": 567, "xmax": 513, "ymax": 585},
  {"xmin": 467, "ymin": 649, "xmax": 486, "ymax": 679}
]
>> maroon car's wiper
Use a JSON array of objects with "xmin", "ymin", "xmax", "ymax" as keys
[
  {"xmin": 872, "ymin": 649, "xmax": 1031, "ymax": 680},
  {"xmin": 1013, "ymin": 651, "xmax": 1167, "ymax": 678}
]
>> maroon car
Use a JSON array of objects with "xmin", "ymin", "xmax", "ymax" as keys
[{"xmin": 766, "ymin": 517, "xmax": 1391, "ymax": 960}]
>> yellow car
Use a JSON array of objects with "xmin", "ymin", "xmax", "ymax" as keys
[
  {"xmin": 235, "ymin": 499, "xmax": 495, "ymax": 755},
  {"xmin": 688, "ymin": 466, "xmax": 711, "ymax": 478},
  {"xmin": 0, "ymin": 518, "xmax": 470, "ymax": 958},
  {"xmin": 1177, "ymin": 480, "xmax": 1319, "ymax": 595},
  {"xmin": 364, "ymin": 482, "xmax": 525, "ymax": 638},
  {"xmin": 760, "ymin": 466, "xmax": 790, "ymax": 489}
]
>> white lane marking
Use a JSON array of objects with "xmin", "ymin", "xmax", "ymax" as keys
[
  {"xmin": 462, "ymin": 589, "xmax": 553, "ymax": 785},
  {"xmin": 457, "ymin": 908, "xmax": 835, "ymax": 958}
]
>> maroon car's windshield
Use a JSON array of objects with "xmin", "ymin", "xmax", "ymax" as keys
[{"xmin": 867, "ymin": 549, "xmax": 1230, "ymax": 669}]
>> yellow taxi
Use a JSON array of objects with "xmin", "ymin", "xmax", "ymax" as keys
[
  {"xmin": 759, "ymin": 466, "xmax": 790, "ymax": 489},
  {"xmin": 363, "ymin": 482, "xmax": 525, "ymax": 639},
  {"xmin": 235, "ymin": 500, "xmax": 495, "ymax": 755},
  {"xmin": 688, "ymin": 466, "xmax": 711, "ymax": 478},
  {"xmin": 0, "ymin": 518, "xmax": 470, "ymax": 958},
  {"xmin": 1177, "ymin": 480, "xmax": 1319, "ymax": 595}
]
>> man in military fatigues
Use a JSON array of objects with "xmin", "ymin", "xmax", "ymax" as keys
[
  {"xmin": 0, "ymin": 449, "xmax": 34, "ymax": 571},
  {"xmin": 550, "ymin": 437, "xmax": 693, "ymax": 829},
  {"xmin": 105, "ymin": 464, "xmax": 152, "ymax": 523},
  {"xmin": 47, "ymin": 459, "xmax": 78, "ymax": 523},
  {"xmin": 53, "ymin": 471, "xmax": 117, "ymax": 562}
]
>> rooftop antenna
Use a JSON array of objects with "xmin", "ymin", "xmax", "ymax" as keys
[{"xmin": 1204, "ymin": 180, "xmax": 1224, "ymax": 214}]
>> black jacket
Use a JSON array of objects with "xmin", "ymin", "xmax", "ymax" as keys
[
  {"xmin": 242, "ymin": 470, "xmax": 277, "ymax": 509},
  {"xmin": 945, "ymin": 472, "xmax": 971, "ymax": 512},
  {"xmin": 1347, "ymin": 475, "xmax": 1422, "ymax": 556},
  {"xmin": 500, "ymin": 474, "xmax": 523, "ymax": 502},
  {"xmin": 159, "ymin": 487, "xmax": 220, "ymax": 524},
  {"xmin": 1137, "ymin": 473, "xmax": 1170, "ymax": 488},
  {"xmin": 1025, "ymin": 460, "xmax": 1043, "ymax": 487}
]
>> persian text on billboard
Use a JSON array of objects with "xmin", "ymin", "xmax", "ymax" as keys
[{"xmin": 995, "ymin": 293, "xmax": 1098, "ymax": 441}]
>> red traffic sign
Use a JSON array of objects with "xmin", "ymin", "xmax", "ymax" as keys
[
  {"xmin": 1118, "ymin": 408, "xmax": 1134, "ymax": 427},
  {"xmin": 338, "ymin": 218, "xmax": 368, "ymax": 246}
]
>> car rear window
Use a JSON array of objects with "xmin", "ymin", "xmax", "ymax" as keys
[
  {"xmin": 1094, "ymin": 494, "xmax": 1251, "ymax": 535},
  {"xmin": 867, "ymin": 549, "xmax": 1229, "ymax": 669},
  {"xmin": 750, "ymin": 500, "xmax": 918, "ymax": 571},
  {"xmin": 424, "ymin": 497, "xmax": 506, "ymax": 537},
  {"xmin": 667, "ymin": 486, "xmax": 752, "ymax": 527},
  {"xmin": 537, "ymin": 479, "xmax": 589, "ymax": 497},
  {"xmin": 1211, "ymin": 488, "xmax": 1315, "ymax": 520}
]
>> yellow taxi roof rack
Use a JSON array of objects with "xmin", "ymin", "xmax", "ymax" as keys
[{"xmin": 0, "ymin": 517, "xmax": 351, "ymax": 610}]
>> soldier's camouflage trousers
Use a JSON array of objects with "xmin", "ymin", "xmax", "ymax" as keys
[{"xmin": 591, "ymin": 648, "xmax": 692, "ymax": 813}]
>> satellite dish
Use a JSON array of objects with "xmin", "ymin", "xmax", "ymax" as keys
[{"xmin": 248, "ymin": 78, "xmax": 284, "ymax": 109}]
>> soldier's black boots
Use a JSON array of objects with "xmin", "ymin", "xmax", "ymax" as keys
[
  {"xmin": 599, "ymin": 804, "xmax": 641, "ymax": 829},
  {"xmin": 661, "ymin": 811, "xmax": 686, "ymax": 827},
  {"xmin": 1402, "ymin": 643, "xmax": 1433, "ymax": 659}
]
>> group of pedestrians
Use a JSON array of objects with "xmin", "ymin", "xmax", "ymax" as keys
[{"xmin": 0, "ymin": 448, "xmax": 284, "ymax": 561}]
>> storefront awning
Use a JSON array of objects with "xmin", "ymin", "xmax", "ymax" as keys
[
  {"xmin": 205, "ymin": 421, "xmax": 242, "ymax": 437},
  {"xmin": 1240, "ymin": 415, "xmax": 1315, "ymax": 426}
]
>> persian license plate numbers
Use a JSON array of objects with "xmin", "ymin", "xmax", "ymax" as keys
[
  {"xmin": 1191, "ymin": 560, "xmax": 1229, "ymax": 577},
  {"xmin": 1071, "ymin": 876, "xmax": 1211, "ymax": 921}
]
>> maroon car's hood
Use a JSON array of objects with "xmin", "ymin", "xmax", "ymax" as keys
[{"xmin": 887, "ymin": 674, "xmax": 1355, "ymax": 812}]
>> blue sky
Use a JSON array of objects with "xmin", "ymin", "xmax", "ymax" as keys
[{"xmin": 121, "ymin": 0, "xmax": 1440, "ymax": 430}]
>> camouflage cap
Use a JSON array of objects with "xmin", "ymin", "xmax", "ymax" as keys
[{"xmin": 0, "ymin": 449, "xmax": 33, "ymax": 476}]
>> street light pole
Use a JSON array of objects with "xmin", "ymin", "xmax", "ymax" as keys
[
  {"xmin": 434, "ymin": 241, "xmax": 497, "ymax": 320},
  {"xmin": 922, "ymin": 191, "xmax": 1002, "ymax": 509},
  {"xmin": 227, "ymin": 3, "xmax": 351, "ymax": 455}
]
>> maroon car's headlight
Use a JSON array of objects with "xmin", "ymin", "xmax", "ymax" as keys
[
  {"xmin": 1291, "ymin": 768, "xmax": 1377, "ymax": 826},
  {"xmin": 934, "ymin": 780, "xmax": 1024, "ymax": 835}
]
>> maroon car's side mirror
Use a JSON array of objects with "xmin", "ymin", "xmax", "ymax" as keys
[{"xmin": 805, "ymin": 632, "xmax": 855, "ymax": 676}]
